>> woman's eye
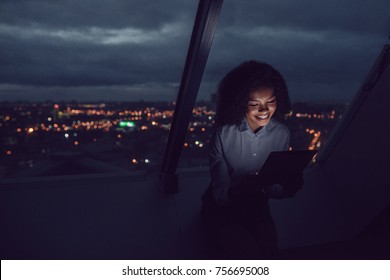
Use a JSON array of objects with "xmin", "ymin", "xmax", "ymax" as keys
[
  {"xmin": 267, "ymin": 100, "xmax": 276, "ymax": 103},
  {"xmin": 249, "ymin": 104, "xmax": 258, "ymax": 107}
]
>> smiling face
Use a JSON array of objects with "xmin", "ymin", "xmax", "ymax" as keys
[{"xmin": 245, "ymin": 88, "xmax": 277, "ymax": 133}]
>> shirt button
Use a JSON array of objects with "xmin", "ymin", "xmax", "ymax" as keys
[{"xmin": 253, "ymin": 153, "xmax": 256, "ymax": 157}]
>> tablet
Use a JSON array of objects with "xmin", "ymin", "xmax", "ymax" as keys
[{"xmin": 257, "ymin": 150, "xmax": 317, "ymax": 178}]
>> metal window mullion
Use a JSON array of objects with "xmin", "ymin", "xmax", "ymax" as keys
[{"xmin": 159, "ymin": 0, "xmax": 223, "ymax": 193}]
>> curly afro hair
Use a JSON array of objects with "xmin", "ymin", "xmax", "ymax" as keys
[{"xmin": 214, "ymin": 60, "xmax": 291, "ymax": 126}]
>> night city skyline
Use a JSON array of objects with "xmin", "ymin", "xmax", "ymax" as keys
[{"xmin": 0, "ymin": 100, "xmax": 346, "ymax": 178}]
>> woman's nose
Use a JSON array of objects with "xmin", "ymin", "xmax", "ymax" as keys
[{"xmin": 258, "ymin": 104, "xmax": 269, "ymax": 112}]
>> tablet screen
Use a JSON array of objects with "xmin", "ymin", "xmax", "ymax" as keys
[{"xmin": 257, "ymin": 150, "xmax": 317, "ymax": 178}]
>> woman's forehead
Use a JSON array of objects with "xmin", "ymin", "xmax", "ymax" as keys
[{"xmin": 248, "ymin": 88, "xmax": 274, "ymax": 100}]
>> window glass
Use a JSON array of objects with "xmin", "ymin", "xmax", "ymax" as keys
[{"xmin": 0, "ymin": 0, "xmax": 198, "ymax": 178}]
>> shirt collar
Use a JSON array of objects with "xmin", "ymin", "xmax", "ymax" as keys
[{"xmin": 238, "ymin": 119, "xmax": 248, "ymax": 132}]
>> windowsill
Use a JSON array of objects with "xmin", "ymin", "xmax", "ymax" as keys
[{"xmin": 0, "ymin": 170, "xmax": 147, "ymax": 189}]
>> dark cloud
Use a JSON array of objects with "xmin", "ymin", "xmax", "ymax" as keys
[
  {"xmin": 201, "ymin": 0, "xmax": 390, "ymax": 101},
  {"xmin": 219, "ymin": 0, "xmax": 390, "ymax": 35},
  {"xmin": 0, "ymin": 0, "xmax": 389, "ymax": 102},
  {"xmin": 0, "ymin": 0, "xmax": 195, "ymax": 29},
  {"xmin": 0, "ymin": 34, "xmax": 189, "ymax": 86}
]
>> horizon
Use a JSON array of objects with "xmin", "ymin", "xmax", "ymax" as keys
[{"xmin": 0, "ymin": 97, "xmax": 351, "ymax": 105}]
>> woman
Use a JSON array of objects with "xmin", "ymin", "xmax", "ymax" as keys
[{"xmin": 202, "ymin": 60, "xmax": 303, "ymax": 259}]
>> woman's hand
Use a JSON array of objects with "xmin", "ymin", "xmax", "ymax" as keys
[{"xmin": 279, "ymin": 171, "xmax": 304, "ymax": 197}]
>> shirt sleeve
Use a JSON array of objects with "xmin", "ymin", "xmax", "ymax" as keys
[{"xmin": 209, "ymin": 128, "xmax": 231, "ymax": 205}]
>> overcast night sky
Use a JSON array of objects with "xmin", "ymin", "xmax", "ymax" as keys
[{"xmin": 0, "ymin": 0, "xmax": 389, "ymax": 103}]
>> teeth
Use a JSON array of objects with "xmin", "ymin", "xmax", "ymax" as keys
[{"xmin": 257, "ymin": 115, "xmax": 269, "ymax": 119}]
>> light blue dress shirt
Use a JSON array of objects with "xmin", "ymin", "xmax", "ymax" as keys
[{"xmin": 209, "ymin": 118, "xmax": 290, "ymax": 204}]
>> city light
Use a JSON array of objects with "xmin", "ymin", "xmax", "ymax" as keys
[
  {"xmin": 308, "ymin": 130, "xmax": 321, "ymax": 151},
  {"xmin": 0, "ymin": 101, "xmax": 343, "ymax": 178},
  {"xmin": 119, "ymin": 121, "xmax": 135, "ymax": 128}
]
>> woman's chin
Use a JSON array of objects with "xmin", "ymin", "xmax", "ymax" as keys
[{"xmin": 255, "ymin": 118, "xmax": 270, "ymax": 127}]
